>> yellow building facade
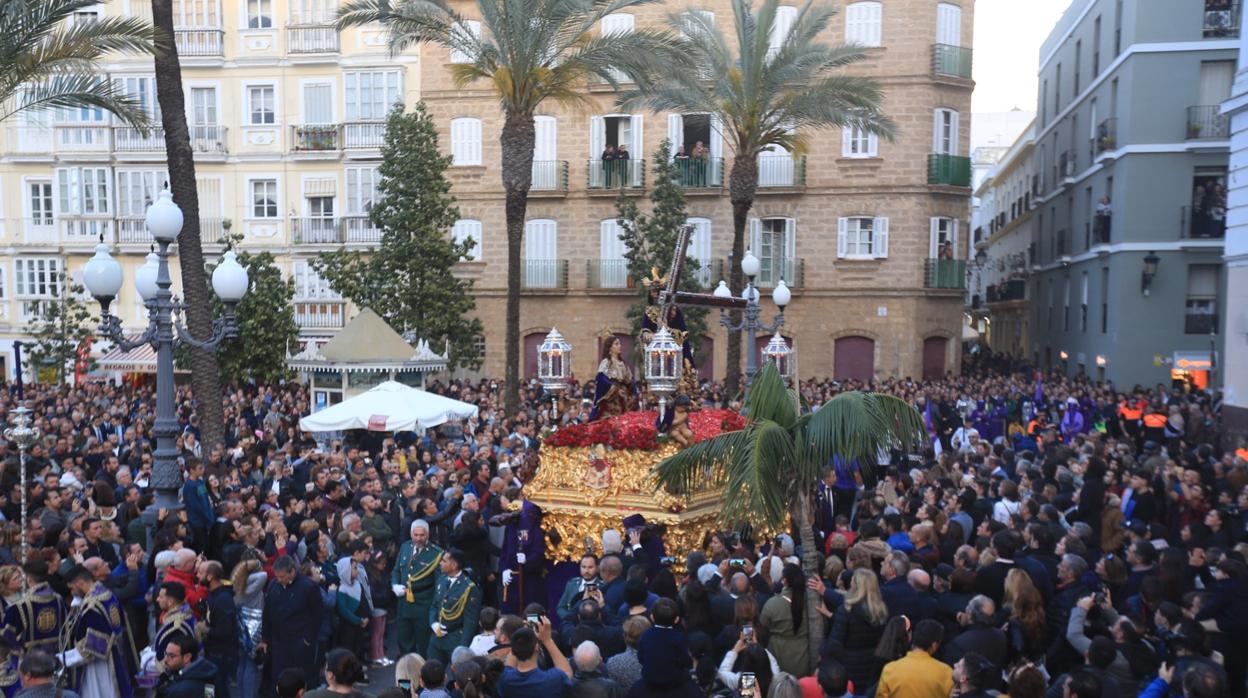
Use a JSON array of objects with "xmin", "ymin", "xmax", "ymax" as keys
[{"xmin": 0, "ymin": 0, "xmax": 419, "ymax": 380}]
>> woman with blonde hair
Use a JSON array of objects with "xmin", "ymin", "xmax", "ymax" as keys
[
  {"xmin": 1003, "ymin": 568, "xmax": 1048, "ymax": 664},
  {"xmin": 231, "ymin": 557, "xmax": 269, "ymax": 698},
  {"xmin": 394, "ymin": 653, "xmax": 425, "ymax": 693},
  {"xmin": 825, "ymin": 568, "xmax": 889, "ymax": 688},
  {"xmin": 0, "ymin": 565, "xmax": 23, "ymax": 608}
]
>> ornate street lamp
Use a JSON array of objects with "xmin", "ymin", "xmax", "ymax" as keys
[
  {"xmin": 537, "ymin": 328, "xmax": 573, "ymax": 420},
  {"xmin": 761, "ymin": 331, "xmax": 794, "ymax": 383},
  {"xmin": 80, "ymin": 190, "xmax": 248, "ymax": 520},
  {"xmin": 3, "ymin": 405, "xmax": 40, "ymax": 577},
  {"xmin": 644, "ymin": 326, "xmax": 682, "ymax": 421},
  {"xmin": 717, "ymin": 251, "xmax": 791, "ymax": 388}
]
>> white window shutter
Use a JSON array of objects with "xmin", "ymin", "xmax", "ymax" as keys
[
  {"xmin": 601, "ymin": 13, "xmax": 634, "ymax": 36},
  {"xmin": 842, "ymin": 127, "xmax": 853, "ymax": 157},
  {"xmin": 668, "ymin": 114, "xmax": 683, "ymax": 155},
  {"xmin": 468, "ymin": 119, "xmax": 481, "ymax": 164},
  {"xmin": 771, "ymin": 5, "xmax": 797, "ymax": 52},
  {"xmin": 590, "ymin": 116, "xmax": 605, "ymax": 158},
  {"xmin": 949, "ymin": 111, "xmax": 960, "ymax": 154},
  {"xmin": 836, "ymin": 218, "xmax": 848, "ymax": 258},
  {"xmin": 867, "ymin": 132, "xmax": 878, "ymax": 157},
  {"xmin": 951, "ymin": 219, "xmax": 959, "ymax": 253},
  {"xmin": 630, "ymin": 114, "xmax": 644, "ymax": 159},
  {"xmin": 873, "ymin": 217, "xmax": 889, "ymax": 258},
  {"xmin": 932, "ymin": 109, "xmax": 942, "ymax": 153},
  {"xmin": 784, "ymin": 218, "xmax": 796, "ymax": 261},
  {"xmin": 709, "ymin": 114, "xmax": 723, "ymax": 160},
  {"xmin": 749, "ymin": 218, "xmax": 762, "ymax": 255},
  {"xmin": 929, "ymin": 217, "xmax": 941, "ymax": 258}
]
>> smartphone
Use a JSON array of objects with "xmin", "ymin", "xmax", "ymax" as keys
[
  {"xmin": 585, "ymin": 580, "xmax": 599, "ymax": 591},
  {"xmin": 728, "ymin": 558, "xmax": 746, "ymax": 567},
  {"xmin": 526, "ymin": 613, "xmax": 541, "ymax": 627},
  {"xmin": 660, "ymin": 556, "xmax": 677, "ymax": 566},
  {"xmin": 398, "ymin": 679, "xmax": 412, "ymax": 692},
  {"xmin": 741, "ymin": 624, "xmax": 754, "ymax": 642},
  {"xmin": 740, "ymin": 672, "xmax": 757, "ymax": 695}
]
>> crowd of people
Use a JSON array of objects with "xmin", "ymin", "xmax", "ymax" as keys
[{"xmin": 0, "ymin": 364, "xmax": 1236, "ymax": 698}]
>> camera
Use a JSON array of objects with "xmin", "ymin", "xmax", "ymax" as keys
[{"xmin": 660, "ymin": 556, "xmax": 677, "ymax": 566}]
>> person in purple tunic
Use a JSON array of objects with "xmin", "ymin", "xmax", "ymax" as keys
[{"xmin": 496, "ymin": 497, "xmax": 545, "ymax": 614}]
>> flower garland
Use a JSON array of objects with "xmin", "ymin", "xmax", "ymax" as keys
[{"xmin": 543, "ymin": 408, "xmax": 746, "ymax": 450}]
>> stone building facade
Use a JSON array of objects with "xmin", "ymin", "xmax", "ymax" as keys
[{"xmin": 422, "ymin": 0, "xmax": 976, "ymax": 382}]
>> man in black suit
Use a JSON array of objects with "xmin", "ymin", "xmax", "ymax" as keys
[
  {"xmin": 943, "ymin": 594, "xmax": 1008, "ymax": 673},
  {"xmin": 880, "ymin": 552, "xmax": 931, "ymax": 620},
  {"xmin": 973, "ymin": 530, "xmax": 1019, "ymax": 606}
]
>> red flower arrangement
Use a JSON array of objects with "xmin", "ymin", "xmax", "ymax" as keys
[{"xmin": 544, "ymin": 408, "xmax": 746, "ymax": 450}]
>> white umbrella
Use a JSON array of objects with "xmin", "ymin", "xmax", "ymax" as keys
[{"xmin": 299, "ymin": 380, "xmax": 478, "ymax": 433}]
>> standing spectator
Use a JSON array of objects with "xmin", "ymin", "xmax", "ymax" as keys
[
  {"xmin": 874, "ymin": 620, "xmax": 952, "ymax": 698},
  {"xmin": 304, "ymin": 649, "xmax": 368, "ymax": 698},
  {"xmin": 367, "ymin": 549, "xmax": 396, "ymax": 667},
  {"xmin": 825, "ymin": 568, "xmax": 889, "ymax": 689},
  {"xmin": 156, "ymin": 633, "xmax": 218, "ymax": 698},
  {"xmin": 606, "ymin": 616, "xmax": 649, "ymax": 690},
  {"xmin": 182, "ymin": 462, "xmax": 215, "ymax": 550},
  {"xmin": 495, "ymin": 621, "xmax": 573, "ymax": 698},
  {"xmin": 334, "ymin": 541, "xmax": 374, "ymax": 663},
  {"xmin": 262, "ymin": 556, "xmax": 324, "ymax": 694},
  {"xmin": 232, "ymin": 559, "xmax": 268, "ymax": 698},
  {"xmin": 15, "ymin": 650, "xmax": 80, "ymax": 698},
  {"xmin": 761, "ymin": 564, "xmax": 809, "ymax": 676},
  {"xmin": 200, "ymin": 561, "xmax": 237, "ymax": 698},
  {"xmin": 569, "ymin": 641, "xmax": 624, "ymax": 698}
]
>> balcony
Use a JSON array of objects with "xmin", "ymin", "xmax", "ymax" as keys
[
  {"xmin": 296, "ymin": 301, "xmax": 346, "ymax": 330},
  {"xmin": 113, "ymin": 126, "xmax": 163, "ymax": 153},
  {"xmin": 531, "ymin": 161, "xmax": 569, "ymax": 192},
  {"xmin": 343, "ymin": 121, "xmax": 386, "ymax": 150},
  {"xmin": 292, "ymin": 217, "xmax": 345, "ymax": 245},
  {"xmin": 54, "ymin": 124, "xmax": 111, "ymax": 153},
  {"xmin": 927, "ymin": 154, "xmax": 971, "ymax": 187},
  {"xmin": 1182, "ymin": 204, "xmax": 1227, "ymax": 239},
  {"xmin": 1204, "ymin": 1, "xmax": 1240, "ymax": 38},
  {"xmin": 288, "ymin": 25, "xmax": 340, "ymax": 54},
  {"xmin": 1095, "ymin": 118, "xmax": 1117, "ymax": 154},
  {"xmin": 60, "ymin": 217, "xmax": 113, "ymax": 244},
  {"xmin": 1185, "ymin": 303, "xmax": 1218, "ymax": 334},
  {"xmin": 757, "ymin": 155, "xmax": 806, "ymax": 188},
  {"xmin": 932, "ymin": 44, "xmax": 973, "ymax": 79},
  {"xmin": 189, "ymin": 125, "xmax": 228, "ymax": 154},
  {"xmin": 117, "ymin": 217, "xmax": 225, "ymax": 245},
  {"xmin": 586, "ymin": 259, "xmax": 630, "ymax": 289},
  {"xmin": 1092, "ymin": 213, "xmax": 1111, "ymax": 245},
  {"xmin": 291, "ymin": 124, "xmax": 340, "ymax": 152},
  {"xmin": 587, "ymin": 159, "xmax": 644, "ymax": 189},
  {"xmin": 175, "ymin": 29, "xmax": 223, "ymax": 56},
  {"xmin": 15, "ymin": 218, "xmax": 57, "ymax": 245},
  {"xmin": 521, "ymin": 259, "xmax": 569, "ymax": 289},
  {"xmin": 1186, "ymin": 105, "xmax": 1230, "ymax": 140},
  {"xmin": 925, "ymin": 258, "xmax": 967, "ymax": 290},
  {"xmin": 674, "ymin": 157, "xmax": 724, "ymax": 188},
  {"xmin": 987, "ymin": 279, "xmax": 1027, "ymax": 303},
  {"xmin": 342, "ymin": 216, "xmax": 384, "ymax": 243},
  {"xmin": 749, "ymin": 258, "xmax": 805, "ymax": 289}
]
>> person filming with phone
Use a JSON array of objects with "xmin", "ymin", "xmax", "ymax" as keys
[{"xmin": 495, "ymin": 615, "xmax": 573, "ymax": 698}]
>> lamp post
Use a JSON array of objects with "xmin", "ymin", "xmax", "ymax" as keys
[
  {"xmin": 714, "ymin": 249, "xmax": 791, "ymax": 388},
  {"xmin": 80, "ymin": 189, "xmax": 248, "ymax": 521},
  {"xmin": 3, "ymin": 405, "xmax": 40, "ymax": 579}
]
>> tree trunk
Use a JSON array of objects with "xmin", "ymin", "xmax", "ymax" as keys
[
  {"xmin": 726, "ymin": 152, "xmax": 759, "ymax": 398},
  {"xmin": 796, "ymin": 489, "xmax": 825, "ymax": 675},
  {"xmin": 151, "ymin": 0, "xmax": 225, "ymax": 449},
  {"xmin": 500, "ymin": 112, "xmax": 536, "ymax": 415}
]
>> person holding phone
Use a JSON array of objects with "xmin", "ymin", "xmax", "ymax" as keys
[
  {"xmin": 494, "ymin": 617, "xmax": 573, "ymax": 698},
  {"xmin": 556, "ymin": 554, "xmax": 601, "ymax": 624}
]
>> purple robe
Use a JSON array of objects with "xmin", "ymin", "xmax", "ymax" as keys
[{"xmin": 498, "ymin": 500, "xmax": 545, "ymax": 614}]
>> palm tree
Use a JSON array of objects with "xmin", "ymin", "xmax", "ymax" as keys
[
  {"xmin": 620, "ymin": 0, "xmax": 894, "ymax": 397},
  {"xmin": 653, "ymin": 362, "xmax": 926, "ymax": 669},
  {"xmin": 0, "ymin": 0, "xmax": 156, "ymax": 125},
  {"xmin": 340, "ymin": 0, "xmax": 686, "ymax": 414},
  {"xmin": 149, "ymin": 0, "xmax": 226, "ymax": 448}
]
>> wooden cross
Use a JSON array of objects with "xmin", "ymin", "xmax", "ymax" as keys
[{"xmin": 657, "ymin": 224, "xmax": 746, "ymax": 321}]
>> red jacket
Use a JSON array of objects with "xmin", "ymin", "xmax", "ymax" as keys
[{"xmin": 162, "ymin": 566, "xmax": 208, "ymax": 619}]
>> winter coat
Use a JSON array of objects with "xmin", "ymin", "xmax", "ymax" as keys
[{"xmin": 824, "ymin": 603, "xmax": 887, "ymax": 689}]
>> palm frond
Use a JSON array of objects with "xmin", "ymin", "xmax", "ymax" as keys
[
  {"xmin": 741, "ymin": 361, "xmax": 798, "ymax": 428},
  {"xmin": 799, "ymin": 391, "xmax": 926, "ymax": 485},
  {"xmin": 0, "ymin": 74, "xmax": 150, "ymax": 129}
]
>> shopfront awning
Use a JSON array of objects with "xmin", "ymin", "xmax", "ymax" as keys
[{"xmin": 96, "ymin": 344, "xmax": 189, "ymax": 374}]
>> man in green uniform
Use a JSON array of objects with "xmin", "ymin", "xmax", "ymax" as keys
[
  {"xmin": 390, "ymin": 520, "xmax": 443, "ymax": 656},
  {"xmin": 426, "ymin": 548, "xmax": 481, "ymax": 664}
]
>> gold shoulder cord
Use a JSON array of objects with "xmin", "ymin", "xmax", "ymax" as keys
[
  {"xmin": 438, "ymin": 580, "xmax": 474, "ymax": 623},
  {"xmin": 408, "ymin": 551, "xmax": 443, "ymax": 584}
]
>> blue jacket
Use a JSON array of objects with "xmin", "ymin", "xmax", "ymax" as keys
[{"xmin": 182, "ymin": 477, "xmax": 215, "ymax": 529}]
